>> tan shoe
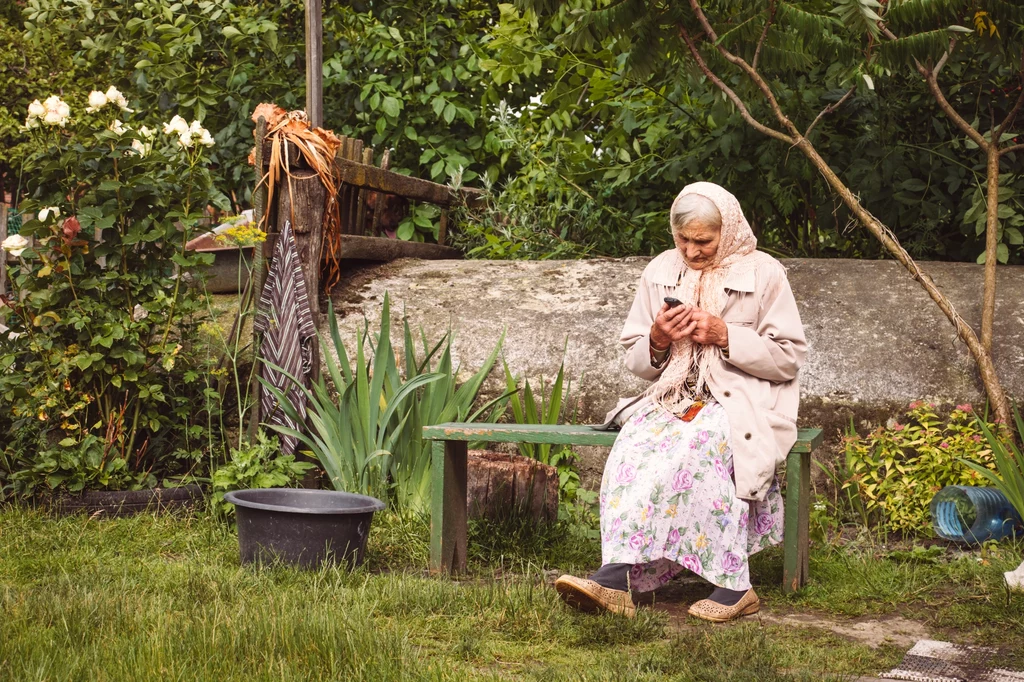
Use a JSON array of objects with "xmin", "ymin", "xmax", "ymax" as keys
[
  {"xmin": 687, "ymin": 588, "xmax": 760, "ymax": 623},
  {"xmin": 554, "ymin": 575, "xmax": 637, "ymax": 618}
]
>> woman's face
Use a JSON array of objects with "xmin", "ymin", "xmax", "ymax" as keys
[{"xmin": 673, "ymin": 220, "xmax": 721, "ymax": 270}]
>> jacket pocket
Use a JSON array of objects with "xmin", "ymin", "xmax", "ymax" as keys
[{"xmin": 763, "ymin": 408, "xmax": 798, "ymax": 466}]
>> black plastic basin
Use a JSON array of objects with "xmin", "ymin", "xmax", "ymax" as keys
[{"xmin": 225, "ymin": 489, "xmax": 385, "ymax": 569}]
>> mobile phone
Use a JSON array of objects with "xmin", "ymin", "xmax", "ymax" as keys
[{"xmin": 664, "ymin": 297, "xmax": 683, "ymax": 308}]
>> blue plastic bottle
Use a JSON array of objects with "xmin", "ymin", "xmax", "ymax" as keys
[{"xmin": 930, "ymin": 486, "xmax": 1024, "ymax": 544}]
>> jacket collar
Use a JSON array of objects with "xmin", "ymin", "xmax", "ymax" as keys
[{"xmin": 648, "ymin": 249, "xmax": 756, "ymax": 293}]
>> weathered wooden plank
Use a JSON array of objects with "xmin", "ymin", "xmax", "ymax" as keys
[
  {"xmin": 304, "ymin": 0, "xmax": 323, "ymax": 128},
  {"xmin": 430, "ymin": 440, "xmax": 468, "ymax": 574},
  {"xmin": 424, "ymin": 423, "xmax": 620, "ymax": 446},
  {"xmin": 335, "ymin": 156, "xmax": 456, "ymax": 206},
  {"xmin": 336, "ymin": 234, "xmax": 461, "ymax": 262},
  {"xmin": 423, "ymin": 423, "xmax": 822, "ymax": 452}
]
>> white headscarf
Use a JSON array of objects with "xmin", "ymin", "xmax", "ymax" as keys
[{"xmin": 648, "ymin": 182, "xmax": 773, "ymax": 415}]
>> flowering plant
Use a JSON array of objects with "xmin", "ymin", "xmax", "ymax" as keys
[
  {"xmin": 841, "ymin": 402, "xmax": 1008, "ymax": 535},
  {"xmin": 0, "ymin": 87, "xmax": 221, "ymax": 496}
]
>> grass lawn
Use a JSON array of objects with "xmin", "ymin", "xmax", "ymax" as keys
[{"xmin": 0, "ymin": 505, "xmax": 1021, "ymax": 681}]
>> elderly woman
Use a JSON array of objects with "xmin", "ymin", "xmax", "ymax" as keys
[{"xmin": 555, "ymin": 182, "xmax": 807, "ymax": 623}]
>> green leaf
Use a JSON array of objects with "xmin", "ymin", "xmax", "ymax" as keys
[
  {"xmin": 381, "ymin": 96, "xmax": 401, "ymax": 118},
  {"xmin": 221, "ymin": 25, "xmax": 242, "ymax": 38}
]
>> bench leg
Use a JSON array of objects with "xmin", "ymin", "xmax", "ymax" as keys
[
  {"xmin": 430, "ymin": 440, "xmax": 468, "ymax": 575},
  {"xmin": 783, "ymin": 449, "xmax": 811, "ymax": 594}
]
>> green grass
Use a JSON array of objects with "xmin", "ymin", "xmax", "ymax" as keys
[{"xmin": 0, "ymin": 506, "xmax": 1020, "ymax": 680}]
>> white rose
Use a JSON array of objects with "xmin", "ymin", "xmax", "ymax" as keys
[
  {"xmin": 189, "ymin": 120, "xmax": 204, "ymax": 135},
  {"xmin": 38, "ymin": 206, "xmax": 60, "ymax": 222},
  {"xmin": 41, "ymin": 95, "xmax": 70, "ymax": 126},
  {"xmin": 138, "ymin": 125, "xmax": 155, "ymax": 140},
  {"xmin": 177, "ymin": 130, "xmax": 195, "ymax": 148},
  {"xmin": 163, "ymin": 115, "xmax": 189, "ymax": 135},
  {"xmin": 109, "ymin": 119, "xmax": 128, "ymax": 136},
  {"xmin": 104, "ymin": 86, "xmax": 123, "ymax": 103},
  {"xmin": 199, "ymin": 129, "xmax": 215, "ymax": 148},
  {"xmin": 132, "ymin": 304, "xmax": 149, "ymax": 322},
  {"xmin": 24, "ymin": 116, "xmax": 40, "ymax": 130},
  {"xmin": 2, "ymin": 234, "xmax": 30, "ymax": 258},
  {"xmin": 86, "ymin": 90, "xmax": 108, "ymax": 112},
  {"xmin": 27, "ymin": 99, "xmax": 45, "ymax": 118},
  {"xmin": 131, "ymin": 138, "xmax": 151, "ymax": 157}
]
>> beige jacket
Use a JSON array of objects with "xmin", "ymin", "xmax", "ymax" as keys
[{"xmin": 603, "ymin": 249, "xmax": 807, "ymax": 502}]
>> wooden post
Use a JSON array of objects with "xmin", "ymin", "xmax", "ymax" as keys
[
  {"xmin": 370, "ymin": 149, "xmax": 391, "ymax": 237},
  {"xmin": 247, "ymin": 117, "xmax": 269, "ymax": 442},
  {"xmin": 305, "ymin": 0, "xmax": 323, "ymax": 128},
  {"xmin": 438, "ymin": 208, "xmax": 449, "ymax": 247},
  {"xmin": 783, "ymin": 448, "xmax": 811, "ymax": 594},
  {"xmin": 355, "ymin": 146, "xmax": 373, "ymax": 235},
  {"xmin": 275, "ymin": 142, "xmax": 326, "ymax": 380},
  {"xmin": 430, "ymin": 439, "xmax": 469, "ymax": 574}
]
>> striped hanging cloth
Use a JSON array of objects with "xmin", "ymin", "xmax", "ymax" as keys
[{"xmin": 254, "ymin": 220, "xmax": 317, "ymax": 455}]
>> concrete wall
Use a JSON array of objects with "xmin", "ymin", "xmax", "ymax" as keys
[{"xmin": 329, "ymin": 258, "xmax": 1024, "ymax": 484}]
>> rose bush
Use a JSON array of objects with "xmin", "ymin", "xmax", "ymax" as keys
[{"xmin": 0, "ymin": 87, "xmax": 220, "ymax": 497}]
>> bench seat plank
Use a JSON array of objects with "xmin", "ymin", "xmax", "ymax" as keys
[{"xmin": 423, "ymin": 422, "xmax": 822, "ymax": 452}]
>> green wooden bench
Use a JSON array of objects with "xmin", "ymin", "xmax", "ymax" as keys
[{"xmin": 423, "ymin": 423, "xmax": 824, "ymax": 594}]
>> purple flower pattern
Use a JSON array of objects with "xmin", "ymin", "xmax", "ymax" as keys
[{"xmin": 600, "ymin": 402, "xmax": 784, "ymax": 592}]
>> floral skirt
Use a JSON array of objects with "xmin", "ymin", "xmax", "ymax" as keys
[{"xmin": 599, "ymin": 401, "xmax": 784, "ymax": 592}]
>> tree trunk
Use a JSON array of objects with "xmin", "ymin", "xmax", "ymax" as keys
[
  {"xmin": 794, "ymin": 138, "xmax": 1012, "ymax": 424},
  {"xmin": 982, "ymin": 146, "xmax": 1001, "ymax": 352},
  {"xmin": 467, "ymin": 450, "xmax": 559, "ymax": 523}
]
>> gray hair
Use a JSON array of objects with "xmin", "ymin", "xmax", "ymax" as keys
[{"xmin": 670, "ymin": 193, "xmax": 722, "ymax": 234}]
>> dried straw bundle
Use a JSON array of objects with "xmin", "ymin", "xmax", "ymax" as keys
[{"xmin": 248, "ymin": 103, "xmax": 344, "ymax": 295}]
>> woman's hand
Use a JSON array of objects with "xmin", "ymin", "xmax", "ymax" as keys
[{"xmin": 651, "ymin": 305, "xmax": 729, "ymax": 349}]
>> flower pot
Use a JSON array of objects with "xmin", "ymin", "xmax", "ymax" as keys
[
  {"xmin": 224, "ymin": 489, "xmax": 385, "ymax": 569},
  {"xmin": 51, "ymin": 484, "xmax": 203, "ymax": 518}
]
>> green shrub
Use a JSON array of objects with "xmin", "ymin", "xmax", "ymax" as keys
[
  {"xmin": 0, "ymin": 88, "xmax": 218, "ymax": 496},
  {"xmin": 210, "ymin": 431, "xmax": 314, "ymax": 517},
  {"xmin": 842, "ymin": 402, "xmax": 1005, "ymax": 535},
  {"xmin": 263, "ymin": 294, "xmax": 509, "ymax": 512}
]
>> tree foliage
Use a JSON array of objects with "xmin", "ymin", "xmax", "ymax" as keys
[{"xmin": 1, "ymin": 0, "xmax": 1021, "ymax": 261}]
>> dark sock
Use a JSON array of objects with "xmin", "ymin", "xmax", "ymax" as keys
[
  {"xmin": 588, "ymin": 563, "xmax": 632, "ymax": 592},
  {"xmin": 708, "ymin": 587, "xmax": 747, "ymax": 606}
]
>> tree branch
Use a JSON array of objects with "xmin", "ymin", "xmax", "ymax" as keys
[
  {"xmin": 751, "ymin": 0, "xmax": 777, "ymax": 73},
  {"xmin": 995, "ymin": 50, "xmax": 1024, "ymax": 141},
  {"xmin": 1003, "ymin": 143, "xmax": 1024, "ymax": 155},
  {"xmin": 678, "ymin": 25, "xmax": 793, "ymax": 144},
  {"xmin": 687, "ymin": 0, "xmax": 801, "ymax": 139},
  {"xmin": 913, "ymin": 39, "xmax": 990, "ymax": 151},
  {"xmin": 804, "ymin": 86, "xmax": 857, "ymax": 139}
]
